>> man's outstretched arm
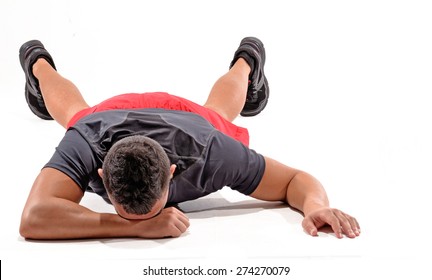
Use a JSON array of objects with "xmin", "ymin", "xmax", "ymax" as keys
[
  {"xmin": 250, "ymin": 157, "xmax": 360, "ymax": 238},
  {"xmin": 20, "ymin": 168, "xmax": 189, "ymax": 240}
]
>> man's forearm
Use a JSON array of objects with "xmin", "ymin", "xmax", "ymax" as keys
[
  {"xmin": 20, "ymin": 198, "xmax": 137, "ymax": 240},
  {"xmin": 286, "ymin": 171, "xmax": 330, "ymax": 216}
]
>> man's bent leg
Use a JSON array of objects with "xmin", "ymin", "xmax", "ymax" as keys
[
  {"xmin": 203, "ymin": 58, "xmax": 250, "ymax": 122},
  {"xmin": 32, "ymin": 59, "xmax": 90, "ymax": 128},
  {"xmin": 204, "ymin": 37, "xmax": 269, "ymax": 121}
]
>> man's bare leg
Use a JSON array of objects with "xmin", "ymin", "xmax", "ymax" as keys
[
  {"xmin": 203, "ymin": 58, "xmax": 250, "ymax": 122},
  {"xmin": 32, "ymin": 59, "xmax": 90, "ymax": 128},
  {"xmin": 204, "ymin": 37, "xmax": 269, "ymax": 121}
]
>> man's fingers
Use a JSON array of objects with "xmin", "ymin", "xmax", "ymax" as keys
[
  {"xmin": 332, "ymin": 210, "xmax": 360, "ymax": 238},
  {"xmin": 351, "ymin": 216, "xmax": 361, "ymax": 236},
  {"xmin": 302, "ymin": 218, "xmax": 318, "ymax": 236},
  {"xmin": 325, "ymin": 212, "xmax": 343, "ymax": 239},
  {"xmin": 173, "ymin": 219, "xmax": 189, "ymax": 236},
  {"xmin": 173, "ymin": 211, "xmax": 190, "ymax": 235},
  {"xmin": 163, "ymin": 207, "xmax": 190, "ymax": 237},
  {"xmin": 346, "ymin": 213, "xmax": 361, "ymax": 236},
  {"xmin": 303, "ymin": 208, "xmax": 360, "ymax": 239}
]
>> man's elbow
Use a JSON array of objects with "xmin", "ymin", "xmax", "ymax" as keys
[{"xmin": 19, "ymin": 204, "xmax": 45, "ymax": 239}]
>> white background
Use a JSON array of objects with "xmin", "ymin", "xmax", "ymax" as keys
[{"xmin": 1, "ymin": 0, "xmax": 431, "ymax": 279}]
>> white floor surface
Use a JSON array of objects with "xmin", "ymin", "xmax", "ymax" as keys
[{"xmin": 1, "ymin": 1, "xmax": 432, "ymax": 279}]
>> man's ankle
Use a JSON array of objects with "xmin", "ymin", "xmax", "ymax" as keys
[
  {"xmin": 232, "ymin": 58, "xmax": 252, "ymax": 75},
  {"xmin": 32, "ymin": 58, "xmax": 50, "ymax": 77}
]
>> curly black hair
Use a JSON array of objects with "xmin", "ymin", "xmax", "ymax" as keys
[{"xmin": 102, "ymin": 135, "xmax": 171, "ymax": 215}]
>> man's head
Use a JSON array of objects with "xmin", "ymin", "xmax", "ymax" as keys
[{"xmin": 100, "ymin": 135, "xmax": 174, "ymax": 220}]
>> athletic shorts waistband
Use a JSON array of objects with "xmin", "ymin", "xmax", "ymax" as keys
[{"xmin": 67, "ymin": 92, "xmax": 250, "ymax": 146}]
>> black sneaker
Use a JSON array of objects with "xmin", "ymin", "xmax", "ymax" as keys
[
  {"xmin": 230, "ymin": 37, "xmax": 269, "ymax": 117},
  {"xmin": 19, "ymin": 40, "xmax": 56, "ymax": 120}
]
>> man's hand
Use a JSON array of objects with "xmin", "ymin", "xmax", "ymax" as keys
[
  {"xmin": 135, "ymin": 207, "xmax": 190, "ymax": 238},
  {"xmin": 302, "ymin": 207, "xmax": 360, "ymax": 238}
]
